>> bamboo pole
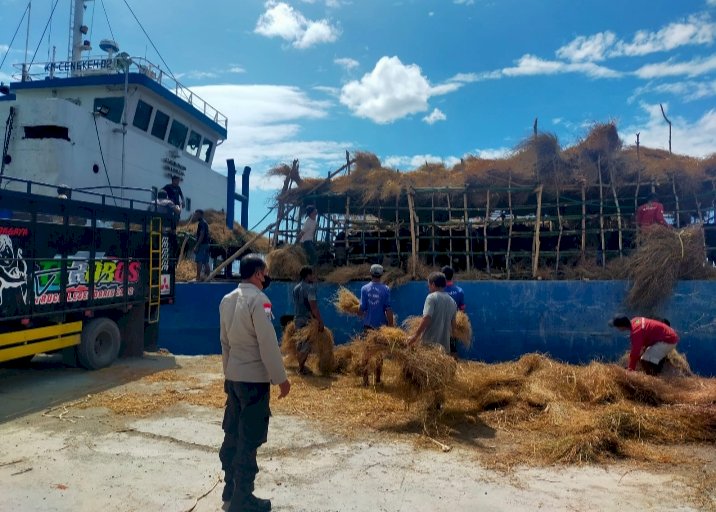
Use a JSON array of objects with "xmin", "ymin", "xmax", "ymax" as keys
[
  {"xmin": 634, "ymin": 164, "xmax": 641, "ymax": 214},
  {"xmin": 506, "ymin": 174, "xmax": 514, "ymax": 279},
  {"xmin": 407, "ymin": 189, "xmax": 418, "ymax": 279},
  {"xmin": 483, "ymin": 189, "xmax": 491, "ymax": 274},
  {"xmin": 431, "ymin": 193, "xmax": 436, "ymax": 266},
  {"xmin": 206, "ymin": 222, "xmax": 277, "ymax": 281},
  {"xmin": 395, "ymin": 193, "xmax": 400, "ymax": 261},
  {"xmin": 580, "ymin": 181, "xmax": 586, "ymax": 261},
  {"xmin": 694, "ymin": 191, "xmax": 703, "ymax": 223},
  {"xmin": 532, "ymin": 185, "xmax": 543, "ymax": 278},
  {"xmin": 672, "ymin": 173, "xmax": 681, "ymax": 228},
  {"xmin": 463, "ymin": 191, "xmax": 471, "ymax": 273},
  {"xmin": 609, "ymin": 163, "xmax": 624, "ymax": 257},
  {"xmin": 555, "ymin": 188, "xmax": 563, "ymax": 272},
  {"xmin": 446, "ymin": 193, "xmax": 454, "ymax": 261},
  {"xmin": 598, "ymin": 156, "xmax": 606, "ymax": 267}
]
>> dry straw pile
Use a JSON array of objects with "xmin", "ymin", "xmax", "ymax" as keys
[
  {"xmin": 402, "ymin": 312, "xmax": 473, "ymax": 349},
  {"xmin": 177, "ymin": 209, "xmax": 270, "ymax": 251},
  {"xmin": 626, "ymin": 225, "xmax": 714, "ymax": 313},
  {"xmin": 266, "ymin": 245, "xmax": 308, "ymax": 281}
]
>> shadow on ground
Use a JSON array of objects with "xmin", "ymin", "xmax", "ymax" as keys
[{"xmin": 0, "ymin": 352, "xmax": 178, "ymax": 423}]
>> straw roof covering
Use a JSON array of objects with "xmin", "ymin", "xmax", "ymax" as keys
[{"xmin": 274, "ymin": 123, "xmax": 716, "ymax": 211}]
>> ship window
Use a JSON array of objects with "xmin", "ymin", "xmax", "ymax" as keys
[
  {"xmin": 186, "ymin": 131, "xmax": 201, "ymax": 157},
  {"xmin": 93, "ymin": 97, "xmax": 125, "ymax": 124},
  {"xmin": 132, "ymin": 100, "xmax": 153, "ymax": 131},
  {"xmin": 151, "ymin": 110, "xmax": 170, "ymax": 140},
  {"xmin": 200, "ymin": 138, "xmax": 213, "ymax": 163},
  {"xmin": 24, "ymin": 125, "xmax": 70, "ymax": 141},
  {"xmin": 167, "ymin": 120, "xmax": 188, "ymax": 150}
]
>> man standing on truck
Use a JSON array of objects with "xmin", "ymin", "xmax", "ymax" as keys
[
  {"xmin": 194, "ymin": 209, "xmax": 210, "ymax": 281},
  {"xmin": 219, "ymin": 254, "xmax": 290, "ymax": 512},
  {"xmin": 162, "ymin": 175, "xmax": 184, "ymax": 211}
]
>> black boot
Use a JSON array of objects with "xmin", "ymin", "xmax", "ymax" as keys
[{"xmin": 228, "ymin": 493, "xmax": 271, "ymax": 512}]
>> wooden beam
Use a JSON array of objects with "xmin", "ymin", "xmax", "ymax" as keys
[{"xmin": 532, "ymin": 185, "xmax": 543, "ymax": 278}]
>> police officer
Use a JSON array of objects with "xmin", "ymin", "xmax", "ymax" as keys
[{"xmin": 219, "ymin": 254, "xmax": 291, "ymax": 511}]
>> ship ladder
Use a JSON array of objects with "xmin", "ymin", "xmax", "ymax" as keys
[{"xmin": 147, "ymin": 217, "xmax": 162, "ymax": 324}]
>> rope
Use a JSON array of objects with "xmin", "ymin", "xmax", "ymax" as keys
[
  {"xmin": 249, "ymin": 206, "xmax": 276, "ymax": 232},
  {"xmin": 29, "ymin": 0, "xmax": 61, "ymax": 69},
  {"xmin": 100, "ymin": 0, "xmax": 116, "ymax": 42},
  {"xmin": 92, "ymin": 115, "xmax": 117, "ymax": 205},
  {"xmin": 0, "ymin": 3, "xmax": 30, "ymax": 72},
  {"xmin": 121, "ymin": 0, "xmax": 174, "ymax": 79}
]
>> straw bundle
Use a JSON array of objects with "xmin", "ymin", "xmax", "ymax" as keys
[
  {"xmin": 333, "ymin": 344, "xmax": 354, "ymax": 374},
  {"xmin": 175, "ymin": 259, "xmax": 195, "ymax": 282},
  {"xmin": 280, "ymin": 321, "xmax": 298, "ymax": 362},
  {"xmin": 334, "ymin": 287, "xmax": 362, "ymax": 316},
  {"xmin": 626, "ymin": 225, "xmax": 711, "ymax": 312},
  {"xmin": 266, "ymin": 245, "xmax": 308, "ymax": 280},
  {"xmin": 452, "ymin": 311, "xmax": 472, "ymax": 348},
  {"xmin": 177, "ymin": 210, "xmax": 270, "ymax": 252},
  {"xmin": 324, "ymin": 264, "xmax": 371, "ymax": 284},
  {"xmin": 617, "ymin": 349, "xmax": 693, "ymax": 377},
  {"xmin": 294, "ymin": 320, "xmax": 335, "ymax": 376}
]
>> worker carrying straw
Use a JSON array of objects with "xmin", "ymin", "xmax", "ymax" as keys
[
  {"xmin": 610, "ymin": 315, "xmax": 680, "ymax": 375},
  {"xmin": 408, "ymin": 271, "xmax": 457, "ymax": 352},
  {"xmin": 358, "ymin": 264, "xmax": 394, "ymax": 385},
  {"xmin": 292, "ymin": 266, "xmax": 325, "ymax": 375},
  {"xmin": 442, "ymin": 265, "xmax": 466, "ymax": 357}
]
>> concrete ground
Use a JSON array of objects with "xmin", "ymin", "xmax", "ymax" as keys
[{"xmin": 0, "ymin": 355, "xmax": 711, "ymax": 512}]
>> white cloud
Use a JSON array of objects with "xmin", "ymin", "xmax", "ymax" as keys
[
  {"xmin": 557, "ymin": 14, "xmax": 716, "ymax": 63},
  {"xmin": 255, "ymin": 1, "xmax": 340, "ymax": 49},
  {"xmin": 176, "ymin": 70, "xmax": 218, "ymax": 80},
  {"xmin": 339, "ymin": 56, "xmax": 474, "ymax": 124},
  {"xmin": 190, "ymin": 84, "xmax": 350, "ymax": 190},
  {"xmin": 473, "ymin": 147, "xmax": 511, "ymax": 159},
  {"xmin": 0, "ymin": 44, "xmax": 9, "ymax": 53},
  {"xmin": 501, "ymin": 54, "xmax": 621, "ymax": 78},
  {"xmin": 383, "ymin": 154, "xmax": 462, "ymax": 170},
  {"xmin": 631, "ymin": 79, "xmax": 716, "ymax": 102},
  {"xmin": 556, "ymin": 32, "xmax": 617, "ymax": 62},
  {"xmin": 423, "ymin": 108, "xmax": 447, "ymax": 125},
  {"xmin": 624, "ymin": 103, "xmax": 716, "ymax": 157},
  {"xmin": 709, "ymin": 0, "xmax": 716, "ymax": 6},
  {"xmin": 454, "ymin": 0, "xmax": 475, "ymax": 4},
  {"xmin": 634, "ymin": 54, "xmax": 716, "ymax": 78},
  {"xmin": 313, "ymin": 85, "xmax": 340, "ymax": 96},
  {"xmin": 228, "ymin": 66, "xmax": 245, "ymax": 74},
  {"xmin": 613, "ymin": 14, "xmax": 716, "ymax": 57},
  {"xmin": 334, "ymin": 57, "xmax": 359, "ymax": 71}
]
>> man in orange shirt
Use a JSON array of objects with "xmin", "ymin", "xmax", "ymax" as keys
[
  {"xmin": 610, "ymin": 315, "xmax": 679, "ymax": 375},
  {"xmin": 635, "ymin": 193, "xmax": 668, "ymax": 229}
]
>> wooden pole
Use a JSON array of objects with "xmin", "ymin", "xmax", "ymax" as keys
[
  {"xmin": 660, "ymin": 104, "xmax": 672, "ymax": 155},
  {"xmin": 672, "ymin": 174, "xmax": 681, "ymax": 228},
  {"xmin": 272, "ymin": 173, "xmax": 292, "ymax": 246},
  {"xmin": 532, "ymin": 185, "xmax": 543, "ymax": 278},
  {"xmin": 694, "ymin": 191, "xmax": 703, "ymax": 223},
  {"xmin": 407, "ymin": 189, "xmax": 418, "ymax": 279},
  {"xmin": 206, "ymin": 222, "xmax": 277, "ymax": 281},
  {"xmin": 431, "ymin": 193, "xmax": 436, "ymax": 266},
  {"xmin": 634, "ymin": 163, "xmax": 642, "ymax": 214},
  {"xmin": 507, "ymin": 174, "xmax": 514, "ymax": 279},
  {"xmin": 580, "ymin": 181, "xmax": 586, "ymax": 261},
  {"xmin": 446, "ymin": 192, "xmax": 454, "ymax": 260},
  {"xmin": 608, "ymin": 163, "xmax": 623, "ymax": 257},
  {"xmin": 555, "ymin": 188, "xmax": 563, "ymax": 272},
  {"xmin": 395, "ymin": 193, "xmax": 400, "ymax": 261},
  {"xmin": 598, "ymin": 156, "xmax": 606, "ymax": 267},
  {"xmin": 463, "ymin": 191, "xmax": 471, "ymax": 273},
  {"xmin": 483, "ymin": 189, "xmax": 491, "ymax": 274}
]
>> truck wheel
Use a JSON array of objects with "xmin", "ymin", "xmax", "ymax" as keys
[{"xmin": 77, "ymin": 317, "xmax": 121, "ymax": 370}]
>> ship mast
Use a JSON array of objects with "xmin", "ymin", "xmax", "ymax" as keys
[{"xmin": 69, "ymin": 0, "xmax": 92, "ymax": 75}]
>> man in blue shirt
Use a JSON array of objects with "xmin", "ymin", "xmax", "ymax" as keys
[
  {"xmin": 359, "ymin": 264, "xmax": 394, "ymax": 385},
  {"xmin": 442, "ymin": 266, "xmax": 465, "ymax": 357}
]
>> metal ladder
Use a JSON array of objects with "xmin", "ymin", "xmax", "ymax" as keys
[{"xmin": 147, "ymin": 217, "xmax": 162, "ymax": 324}]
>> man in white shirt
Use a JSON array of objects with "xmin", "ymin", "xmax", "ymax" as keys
[
  {"xmin": 219, "ymin": 254, "xmax": 291, "ymax": 511},
  {"xmin": 297, "ymin": 205, "xmax": 318, "ymax": 265}
]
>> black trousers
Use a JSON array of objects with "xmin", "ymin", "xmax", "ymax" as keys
[{"xmin": 219, "ymin": 381, "xmax": 271, "ymax": 499}]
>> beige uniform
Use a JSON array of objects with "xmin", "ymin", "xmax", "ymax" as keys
[{"xmin": 219, "ymin": 283, "xmax": 287, "ymax": 384}]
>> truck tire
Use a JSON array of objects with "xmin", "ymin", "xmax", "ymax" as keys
[{"xmin": 77, "ymin": 317, "xmax": 121, "ymax": 370}]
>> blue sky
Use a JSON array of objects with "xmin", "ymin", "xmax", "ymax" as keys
[{"xmin": 2, "ymin": 0, "xmax": 716, "ymax": 228}]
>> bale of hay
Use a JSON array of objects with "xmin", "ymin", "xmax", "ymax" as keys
[
  {"xmin": 452, "ymin": 311, "xmax": 472, "ymax": 348},
  {"xmin": 333, "ymin": 344, "xmax": 354, "ymax": 374},
  {"xmin": 175, "ymin": 259, "xmax": 196, "ymax": 282},
  {"xmin": 626, "ymin": 225, "xmax": 711, "ymax": 313},
  {"xmin": 294, "ymin": 320, "xmax": 335, "ymax": 376},
  {"xmin": 266, "ymin": 245, "xmax": 308, "ymax": 280},
  {"xmin": 334, "ymin": 287, "xmax": 362, "ymax": 316},
  {"xmin": 280, "ymin": 321, "xmax": 298, "ymax": 362}
]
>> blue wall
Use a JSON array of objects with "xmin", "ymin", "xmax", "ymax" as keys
[{"xmin": 159, "ymin": 281, "xmax": 716, "ymax": 376}]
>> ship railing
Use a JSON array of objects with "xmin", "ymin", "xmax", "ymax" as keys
[
  {"xmin": 0, "ymin": 174, "xmax": 158, "ymax": 212},
  {"xmin": 11, "ymin": 56, "xmax": 228, "ymax": 131}
]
